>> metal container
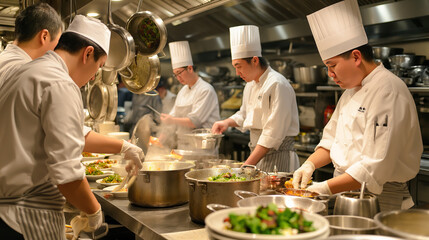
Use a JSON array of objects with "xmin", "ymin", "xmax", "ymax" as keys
[
  {"xmin": 372, "ymin": 47, "xmax": 403, "ymax": 60},
  {"xmin": 293, "ymin": 65, "xmax": 327, "ymax": 84},
  {"xmin": 128, "ymin": 161, "xmax": 194, "ymax": 207},
  {"xmin": 185, "ymin": 167, "xmax": 262, "ymax": 223},
  {"xmin": 334, "ymin": 192, "xmax": 380, "ymax": 218},
  {"xmin": 325, "ymin": 215, "xmax": 378, "ymax": 235},
  {"xmin": 374, "ymin": 209, "xmax": 429, "ymax": 239},
  {"xmin": 184, "ymin": 128, "xmax": 224, "ymax": 150},
  {"xmin": 389, "ymin": 54, "xmax": 415, "ymax": 69}
]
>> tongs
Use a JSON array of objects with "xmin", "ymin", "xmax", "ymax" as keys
[
  {"xmin": 239, "ymin": 165, "xmax": 261, "ymax": 179},
  {"xmin": 146, "ymin": 105, "xmax": 161, "ymax": 116},
  {"xmin": 112, "ymin": 136, "xmax": 140, "ymax": 193}
]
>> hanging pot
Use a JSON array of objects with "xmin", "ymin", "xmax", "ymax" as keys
[
  {"xmin": 120, "ymin": 53, "xmax": 160, "ymax": 94},
  {"xmin": 87, "ymin": 82, "xmax": 109, "ymax": 120},
  {"xmin": 126, "ymin": 0, "xmax": 167, "ymax": 56},
  {"xmin": 103, "ymin": 0, "xmax": 135, "ymax": 72},
  {"xmin": 105, "ymin": 84, "xmax": 118, "ymax": 122}
]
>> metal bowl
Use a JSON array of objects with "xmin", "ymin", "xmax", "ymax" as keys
[
  {"xmin": 184, "ymin": 129, "xmax": 224, "ymax": 150},
  {"xmin": 389, "ymin": 54, "xmax": 415, "ymax": 69},
  {"xmin": 325, "ymin": 215, "xmax": 378, "ymax": 236},
  {"xmin": 374, "ymin": 209, "xmax": 429, "ymax": 239},
  {"xmin": 334, "ymin": 192, "xmax": 380, "ymax": 218},
  {"xmin": 372, "ymin": 47, "xmax": 403, "ymax": 60}
]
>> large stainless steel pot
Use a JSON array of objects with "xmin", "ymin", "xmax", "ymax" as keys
[
  {"xmin": 333, "ymin": 192, "xmax": 380, "ymax": 218},
  {"xmin": 374, "ymin": 209, "xmax": 429, "ymax": 239},
  {"xmin": 185, "ymin": 167, "xmax": 262, "ymax": 223},
  {"xmin": 128, "ymin": 161, "xmax": 194, "ymax": 207},
  {"xmin": 293, "ymin": 65, "xmax": 327, "ymax": 84},
  {"xmin": 389, "ymin": 54, "xmax": 415, "ymax": 69},
  {"xmin": 184, "ymin": 128, "xmax": 224, "ymax": 150},
  {"xmin": 372, "ymin": 47, "xmax": 403, "ymax": 60},
  {"xmin": 325, "ymin": 215, "xmax": 378, "ymax": 236}
]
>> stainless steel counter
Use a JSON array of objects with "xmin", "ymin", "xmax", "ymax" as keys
[{"xmin": 93, "ymin": 192, "xmax": 204, "ymax": 240}]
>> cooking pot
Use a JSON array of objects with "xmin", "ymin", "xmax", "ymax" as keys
[
  {"xmin": 293, "ymin": 65, "xmax": 327, "ymax": 85},
  {"xmin": 374, "ymin": 209, "xmax": 429, "ymax": 239},
  {"xmin": 269, "ymin": 58, "xmax": 294, "ymax": 79},
  {"xmin": 333, "ymin": 192, "xmax": 380, "ymax": 218},
  {"xmin": 325, "ymin": 215, "xmax": 378, "ymax": 236},
  {"xmin": 126, "ymin": 0, "xmax": 167, "ymax": 56},
  {"xmin": 372, "ymin": 47, "xmax": 403, "ymax": 60},
  {"xmin": 104, "ymin": 83, "xmax": 118, "ymax": 122},
  {"xmin": 103, "ymin": 0, "xmax": 135, "ymax": 72},
  {"xmin": 128, "ymin": 161, "xmax": 194, "ymax": 207},
  {"xmin": 184, "ymin": 128, "xmax": 224, "ymax": 150},
  {"xmin": 185, "ymin": 166, "xmax": 263, "ymax": 223},
  {"xmin": 87, "ymin": 82, "xmax": 109, "ymax": 120},
  {"xmin": 120, "ymin": 53, "xmax": 160, "ymax": 94},
  {"xmin": 389, "ymin": 54, "xmax": 415, "ymax": 69}
]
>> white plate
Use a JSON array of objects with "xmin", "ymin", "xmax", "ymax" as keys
[
  {"xmin": 96, "ymin": 178, "xmax": 122, "ymax": 187},
  {"xmin": 82, "ymin": 153, "xmax": 113, "ymax": 161},
  {"xmin": 205, "ymin": 206, "xmax": 329, "ymax": 240},
  {"xmin": 85, "ymin": 170, "xmax": 114, "ymax": 181},
  {"xmin": 82, "ymin": 159, "xmax": 119, "ymax": 171},
  {"xmin": 103, "ymin": 185, "xmax": 128, "ymax": 198}
]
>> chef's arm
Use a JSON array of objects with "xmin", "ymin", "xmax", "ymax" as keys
[
  {"xmin": 307, "ymin": 147, "xmax": 332, "ymax": 168},
  {"xmin": 83, "ymin": 131, "xmax": 123, "ymax": 153},
  {"xmin": 327, "ymin": 173, "xmax": 361, "ymax": 194},
  {"xmin": 244, "ymin": 145, "xmax": 270, "ymax": 166},
  {"xmin": 57, "ymin": 178, "xmax": 100, "ymax": 214}
]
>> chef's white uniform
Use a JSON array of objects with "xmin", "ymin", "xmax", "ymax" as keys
[
  {"xmin": 0, "ymin": 51, "xmax": 87, "ymax": 239},
  {"xmin": 0, "ymin": 44, "xmax": 32, "ymax": 89},
  {"xmin": 317, "ymin": 64, "xmax": 423, "ymax": 211},
  {"xmin": 169, "ymin": 77, "xmax": 220, "ymax": 149},
  {"xmin": 230, "ymin": 67, "xmax": 300, "ymax": 172}
]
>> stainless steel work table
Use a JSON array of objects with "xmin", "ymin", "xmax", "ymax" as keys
[{"xmin": 93, "ymin": 192, "xmax": 205, "ymax": 240}]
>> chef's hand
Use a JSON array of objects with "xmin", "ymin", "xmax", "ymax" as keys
[
  {"xmin": 307, "ymin": 181, "xmax": 332, "ymax": 195},
  {"xmin": 211, "ymin": 120, "xmax": 228, "ymax": 134},
  {"xmin": 160, "ymin": 113, "xmax": 174, "ymax": 124},
  {"xmin": 292, "ymin": 161, "xmax": 315, "ymax": 189},
  {"xmin": 72, "ymin": 206, "xmax": 103, "ymax": 233},
  {"xmin": 121, "ymin": 140, "xmax": 143, "ymax": 175}
]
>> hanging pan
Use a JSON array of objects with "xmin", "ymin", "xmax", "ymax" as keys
[
  {"xmin": 103, "ymin": 0, "xmax": 135, "ymax": 72},
  {"xmin": 105, "ymin": 83, "xmax": 118, "ymax": 122},
  {"xmin": 87, "ymin": 82, "xmax": 109, "ymax": 120},
  {"xmin": 126, "ymin": 0, "xmax": 167, "ymax": 56},
  {"xmin": 120, "ymin": 53, "xmax": 160, "ymax": 94}
]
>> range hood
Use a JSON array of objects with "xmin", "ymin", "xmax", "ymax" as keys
[{"xmin": 1, "ymin": 0, "xmax": 429, "ymax": 58}]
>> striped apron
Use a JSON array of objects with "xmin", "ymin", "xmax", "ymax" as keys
[
  {"xmin": 0, "ymin": 182, "xmax": 66, "ymax": 240},
  {"xmin": 334, "ymin": 170, "xmax": 413, "ymax": 211},
  {"xmin": 249, "ymin": 129, "xmax": 299, "ymax": 172}
]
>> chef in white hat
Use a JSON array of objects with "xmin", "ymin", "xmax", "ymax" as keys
[
  {"xmin": 0, "ymin": 15, "xmax": 142, "ymax": 239},
  {"xmin": 292, "ymin": 0, "xmax": 422, "ymax": 211},
  {"xmin": 160, "ymin": 41, "xmax": 220, "ymax": 148},
  {"xmin": 212, "ymin": 25, "xmax": 300, "ymax": 173}
]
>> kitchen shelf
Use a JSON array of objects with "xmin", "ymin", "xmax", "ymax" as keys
[
  {"xmin": 408, "ymin": 87, "xmax": 429, "ymax": 93},
  {"xmin": 295, "ymin": 92, "xmax": 318, "ymax": 97}
]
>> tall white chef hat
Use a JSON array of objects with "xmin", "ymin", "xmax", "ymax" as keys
[
  {"xmin": 65, "ymin": 15, "xmax": 111, "ymax": 54},
  {"xmin": 307, "ymin": 0, "xmax": 368, "ymax": 61},
  {"xmin": 169, "ymin": 41, "xmax": 193, "ymax": 69},
  {"xmin": 230, "ymin": 25, "xmax": 262, "ymax": 60}
]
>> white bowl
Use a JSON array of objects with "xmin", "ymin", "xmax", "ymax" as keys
[
  {"xmin": 205, "ymin": 206, "xmax": 329, "ymax": 240},
  {"xmin": 103, "ymin": 185, "xmax": 128, "ymax": 198}
]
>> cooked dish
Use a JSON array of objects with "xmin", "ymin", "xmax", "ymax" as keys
[
  {"xmin": 284, "ymin": 178, "xmax": 312, "ymax": 189},
  {"xmin": 84, "ymin": 159, "xmax": 117, "ymax": 169},
  {"xmin": 82, "ymin": 152, "xmax": 94, "ymax": 157},
  {"xmin": 138, "ymin": 17, "xmax": 160, "ymax": 51},
  {"xmin": 278, "ymin": 188, "xmax": 319, "ymax": 198},
  {"xmin": 224, "ymin": 203, "xmax": 315, "ymax": 235},
  {"xmin": 101, "ymin": 174, "xmax": 123, "ymax": 183},
  {"xmin": 208, "ymin": 172, "xmax": 247, "ymax": 182},
  {"xmin": 85, "ymin": 166, "xmax": 103, "ymax": 175}
]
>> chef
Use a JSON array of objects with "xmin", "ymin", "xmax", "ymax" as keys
[
  {"xmin": 160, "ymin": 41, "xmax": 220, "ymax": 148},
  {"xmin": 292, "ymin": 0, "xmax": 423, "ymax": 211},
  {"xmin": 0, "ymin": 15, "xmax": 142, "ymax": 239},
  {"xmin": 211, "ymin": 25, "xmax": 300, "ymax": 172}
]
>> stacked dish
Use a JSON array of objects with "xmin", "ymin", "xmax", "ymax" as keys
[{"xmin": 205, "ymin": 206, "xmax": 330, "ymax": 240}]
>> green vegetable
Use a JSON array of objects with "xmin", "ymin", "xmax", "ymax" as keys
[
  {"xmin": 208, "ymin": 172, "xmax": 247, "ymax": 182},
  {"xmin": 224, "ymin": 203, "xmax": 316, "ymax": 235}
]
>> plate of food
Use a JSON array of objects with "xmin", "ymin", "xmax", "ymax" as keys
[
  {"xmin": 85, "ymin": 167, "xmax": 114, "ymax": 181},
  {"xmin": 96, "ymin": 174, "xmax": 123, "ymax": 187},
  {"xmin": 82, "ymin": 152, "xmax": 113, "ymax": 161},
  {"xmin": 103, "ymin": 185, "xmax": 128, "ymax": 198},
  {"xmin": 82, "ymin": 159, "xmax": 118, "ymax": 171}
]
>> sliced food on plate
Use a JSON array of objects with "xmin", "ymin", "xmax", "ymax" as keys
[
  {"xmin": 83, "ymin": 159, "xmax": 118, "ymax": 170},
  {"xmin": 96, "ymin": 174, "xmax": 123, "ymax": 187}
]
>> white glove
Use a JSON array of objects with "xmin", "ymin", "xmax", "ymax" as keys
[
  {"xmin": 307, "ymin": 180, "xmax": 332, "ymax": 195},
  {"xmin": 292, "ymin": 161, "xmax": 315, "ymax": 189},
  {"xmin": 82, "ymin": 207, "xmax": 103, "ymax": 232},
  {"xmin": 120, "ymin": 140, "xmax": 144, "ymax": 174}
]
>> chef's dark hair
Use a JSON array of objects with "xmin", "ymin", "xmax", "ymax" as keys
[
  {"xmin": 243, "ymin": 57, "xmax": 268, "ymax": 68},
  {"xmin": 55, "ymin": 32, "xmax": 106, "ymax": 61},
  {"xmin": 339, "ymin": 44, "xmax": 374, "ymax": 62},
  {"xmin": 15, "ymin": 3, "xmax": 62, "ymax": 43}
]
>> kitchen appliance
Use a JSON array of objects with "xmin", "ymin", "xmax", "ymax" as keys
[
  {"xmin": 128, "ymin": 161, "xmax": 194, "ymax": 207},
  {"xmin": 374, "ymin": 209, "xmax": 429, "ymax": 239},
  {"xmin": 333, "ymin": 192, "xmax": 380, "ymax": 218},
  {"xmin": 185, "ymin": 167, "xmax": 262, "ymax": 223},
  {"xmin": 325, "ymin": 215, "xmax": 378, "ymax": 236}
]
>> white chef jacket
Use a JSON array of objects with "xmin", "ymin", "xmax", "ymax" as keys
[
  {"xmin": 0, "ymin": 51, "xmax": 86, "ymax": 236},
  {"xmin": 0, "ymin": 44, "xmax": 32, "ymax": 89},
  {"xmin": 162, "ymin": 90, "xmax": 176, "ymax": 114},
  {"xmin": 230, "ymin": 67, "xmax": 300, "ymax": 150},
  {"xmin": 170, "ymin": 77, "xmax": 220, "ymax": 130},
  {"xmin": 317, "ymin": 64, "xmax": 423, "ymax": 194}
]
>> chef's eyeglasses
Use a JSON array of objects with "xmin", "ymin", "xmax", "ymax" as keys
[{"xmin": 173, "ymin": 68, "xmax": 187, "ymax": 78}]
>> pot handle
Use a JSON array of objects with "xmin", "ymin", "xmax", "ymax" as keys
[
  {"xmin": 118, "ymin": 67, "xmax": 134, "ymax": 79},
  {"xmin": 207, "ymin": 203, "xmax": 230, "ymax": 212},
  {"xmin": 234, "ymin": 190, "xmax": 258, "ymax": 199},
  {"xmin": 141, "ymin": 173, "xmax": 150, "ymax": 183}
]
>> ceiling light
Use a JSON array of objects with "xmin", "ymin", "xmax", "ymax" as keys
[{"xmin": 87, "ymin": 12, "xmax": 100, "ymax": 17}]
